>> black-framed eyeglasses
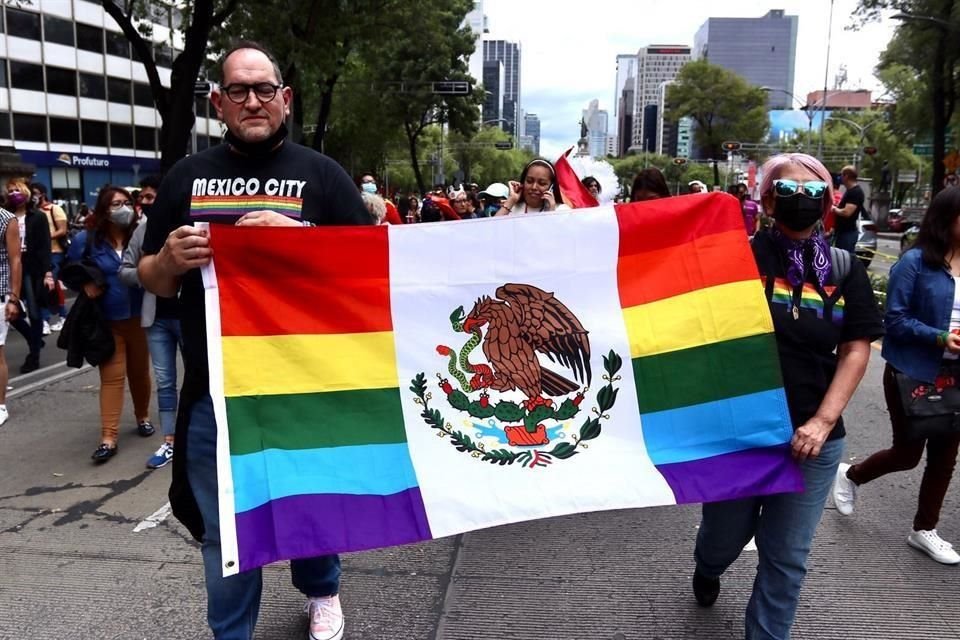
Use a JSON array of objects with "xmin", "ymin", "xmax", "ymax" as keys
[{"xmin": 221, "ymin": 82, "xmax": 283, "ymax": 104}]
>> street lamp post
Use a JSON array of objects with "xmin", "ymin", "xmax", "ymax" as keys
[
  {"xmin": 817, "ymin": 0, "xmax": 836, "ymax": 159},
  {"xmin": 828, "ymin": 116, "xmax": 882, "ymax": 168},
  {"xmin": 892, "ymin": 11, "xmax": 955, "ymax": 194}
]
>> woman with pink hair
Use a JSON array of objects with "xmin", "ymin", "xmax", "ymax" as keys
[{"xmin": 691, "ymin": 153, "xmax": 883, "ymax": 639}]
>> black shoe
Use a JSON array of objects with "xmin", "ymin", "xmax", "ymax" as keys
[
  {"xmin": 693, "ymin": 569, "xmax": 720, "ymax": 607},
  {"xmin": 91, "ymin": 443, "xmax": 117, "ymax": 463},
  {"xmin": 137, "ymin": 420, "xmax": 156, "ymax": 437},
  {"xmin": 19, "ymin": 354, "xmax": 39, "ymax": 374}
]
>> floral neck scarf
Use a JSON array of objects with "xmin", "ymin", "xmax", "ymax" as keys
[{"xmin": 769, "ymin": 225, "xmax": 832, "ymax": 288}]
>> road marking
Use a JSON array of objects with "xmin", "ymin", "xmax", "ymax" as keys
[
  {"xmin": 133, "ymin": 502, "xmax": 172, "ymax": 532},
  {"xmin": 8, "ymin": 361, "xmax": 74, "ymax": 383},
  {"xmin": 7, "ymin": 364, "xmax": 92, "ymax": 399}
]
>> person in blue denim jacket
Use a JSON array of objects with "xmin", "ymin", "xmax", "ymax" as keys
[
  {"xmin": 833, "ymin": 186, "xmax": 960, "ymax": 565},
  {"xmin": 67, "ymin": 185, "xmax": 154, "ymax": 463}
]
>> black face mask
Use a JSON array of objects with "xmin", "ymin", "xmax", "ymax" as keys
[{"xmin": 773, "ymin": 196, "xmax": 823, "ymax": 232}]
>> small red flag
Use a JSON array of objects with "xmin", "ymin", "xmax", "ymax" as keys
[{"xmin": 555, "ymin": 147, "xmax": 599, "ymax": 209}]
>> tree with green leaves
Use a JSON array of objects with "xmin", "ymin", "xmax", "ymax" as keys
[
  {"xmin": 665, "ymin": 60, "xmax": 769, "ymax": 160},
  {"xmin": 855, "ymin": 0, "xmax": 960, "ymax": 194},
  {"xmin": 100, "ymin": 0, "xmax": 243, "ymax": 173}
]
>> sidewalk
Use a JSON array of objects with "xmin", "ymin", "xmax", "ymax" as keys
[{"xmin": 0, "ymin": 353, "xmax": 957, "ymax": 639}]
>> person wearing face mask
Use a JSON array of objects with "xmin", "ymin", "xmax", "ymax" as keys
[
  {"xmin": 4, "ymin": 178, "xmax": 54, "ymax": 374},
  {"xmin": 66, "ymin": 186, "xmax": 153, "ymax": 464},
  {"xmin": 358, "ymin": 173, "xmax": 402, "ymax": 224},
  {"xmin": 496, "ymin": 159, "xmax": 569, "ymax": 215},
  {"xmin": 691, "ymin": 153, "xmax": 883, "ymax": 640},
  {"xmin": 30, "ymin": 182, "xmax": 69, "ymax": 335}
]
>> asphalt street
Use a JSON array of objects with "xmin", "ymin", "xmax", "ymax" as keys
[{"xmin": 1, "ymin": 275, "xmax": 958, "ymax": 639}]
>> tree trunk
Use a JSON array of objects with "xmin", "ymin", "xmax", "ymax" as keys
[
  {"xmin": 406, "ymin": 123, "xmax": 426, "ymax": 195},
  {"xmin": 313, "ymin": 73, "xmax": 340, "ymax": 153}
]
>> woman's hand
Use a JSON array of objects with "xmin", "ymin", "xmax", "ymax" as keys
[
  {"xmin": 4, "ymin": 300, "xmax": 19, "ymax": 322},
  {"xmin": 83, "ymin": 282, "xmax": 104, "ymax": 299},
  {"xmin": 504, "ymin": 181, "xmax": 522, "ymax": 208},
  {"xmin": 541, "ymin": 189, "xmax": 557, "ymax": 212},
  {"xmin": 791, "ymin": 415, "xmax": 834, "ymax": 461},
  {"xmin": 43, "ymin": 273, "xmax": 55, "ymax": 291},
  {"xmin": 946, "ymin": 332, "xmax": 960, "ymax": 354}
]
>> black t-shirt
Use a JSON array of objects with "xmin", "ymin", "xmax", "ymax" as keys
[
  {"xmin": 142, "ymin": 141, "xmax": 369, "ymax": 390},
  {"xmin": 835, "ymin": 184, "xmax": 864, "ymax": 233},
  {"xmin": 752, "ymin": 231, "xmax": 884, "ymax": 439}
]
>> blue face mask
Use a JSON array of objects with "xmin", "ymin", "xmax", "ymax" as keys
[{"xmin": 361, "ymin": 182, "xmax": 377, "ymax": 194}]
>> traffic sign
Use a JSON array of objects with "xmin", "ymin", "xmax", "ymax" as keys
[
  {"xmin": 431, "ymin": 81, "xmax": 472, "ymax": 95},
  {"xmin": 898, "ymin": 171, "xmax": 917, "ymax": 183},
  {"xmin": 493, "ymin": 141, "xmax": 513, "ymax": 150},
  {"xmin": 913, "ymin": 144, "xmax": 933, "ymax": 156}
]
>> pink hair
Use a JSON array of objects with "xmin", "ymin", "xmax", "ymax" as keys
[{"xmin": 758, "ymin": 153, "xmax": 835, "ymax": 217}]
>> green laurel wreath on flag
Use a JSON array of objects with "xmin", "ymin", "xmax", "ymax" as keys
[{"xmin": 410, "ymin": 350, "xmax": 623, "ymax": 469}]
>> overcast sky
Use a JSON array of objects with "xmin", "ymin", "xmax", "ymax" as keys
[{"xmin": 481, "ymin": 0, "xmax": 897, "ymax": 160}]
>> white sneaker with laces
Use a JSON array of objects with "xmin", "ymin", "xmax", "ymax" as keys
[
  {"xmin": 832, "ymin": 462, "xmax": 857, "ymax": 516},
  {"xmin": 49, "ymin": 319, "xmax": 64, "ymax": 332},
  {"xmin": 0, "ymin": 405, "xmax": 8, "ymax": 427},
  {"xmin": 907, "ymin": 529, "xmax": 960, "ymax": 565},
  {"xmin": 305, "ymin": 594, "xmax": 344, "ymax": 640},
  {"xmin": 42, "ymin": 320, "xmax": 51, "ymax": 336}
]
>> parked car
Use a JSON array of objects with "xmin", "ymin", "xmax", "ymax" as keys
[{"xmin": 855, "ymin": 213, "xmax": 878, "ymax": 267}]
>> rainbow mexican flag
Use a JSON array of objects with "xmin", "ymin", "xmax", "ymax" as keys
[{"xmin": 203, "ymin": 192, "xmax": 801, "ymax": 576}]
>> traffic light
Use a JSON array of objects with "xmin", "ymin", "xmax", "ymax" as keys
[
  {"xmin": 721, "ymin": 141, "xmax": 742, "ymax": 152},
  {"xmin": 673, "ymin": 157, "xmax": 687, "ymax": 165},
  {"xmin": 863, "ymin": 146, "xmax": 878, "ymax": 156}
]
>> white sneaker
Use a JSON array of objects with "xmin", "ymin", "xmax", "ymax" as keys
[
  {"xmin": 0, "ymin": 405, "xmax": 8, "ymax": 427},
  {"xmin": 832, "ymin": 463, "xmax": 857, "ymax": 516},
  {"xmin": 907, "ymin": 529, "xmax": 960, "ymax": 565},
  {"xmin": 49, "ymin": 319, "xmax": 64, "ymax": 332},
  {"xmin": 305, "ymin": 594, "xmax": 344, "ymax": 640},
  {"xmin": 42, "ymin": 320, "xmax": 51, "ymax": 336}
]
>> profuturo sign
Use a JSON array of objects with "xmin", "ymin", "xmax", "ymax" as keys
[
  {"xmin": 18, "ymin": 150, "xmax": 159, "ymax": 172},
  {"xmin": 56, "ymin": 153, "xmax": 110, "ymax": 168}
]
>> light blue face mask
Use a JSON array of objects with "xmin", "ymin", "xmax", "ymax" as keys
[{"xmin": 361, "ymin": 182, "xmax": 377, "ymax": 194}]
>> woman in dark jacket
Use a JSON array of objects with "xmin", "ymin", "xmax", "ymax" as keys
[
  {"xmin": 67, "ymin": 186, "xmax": 153, "ymax": 463},
  {"xmin": 833, "ymin": 186, "xmax": 960, "ymax": 565},
  {"xmin": 4, "ymin": 178, "xmax": 53, "ymax": 373}
]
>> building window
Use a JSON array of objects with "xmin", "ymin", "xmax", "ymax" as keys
[
  {"xmin": 134, "ymin": 125, "xmax": 155, "ymax": 151},
  {"xmin": 9, "ymin": 60, "xmax": 44, "ymax": 91},
  {"xmin": 49, "ymin": 116, "xmax": 80, "ymax": 143},
  {"xmin": 76, "ymin": 23, "xmax": 104, "ymax": 54},
  {"xmin": 5, "ymin": 7, "xmax": 41, "ymax": 41},
  {"xmin": 0, "ymin": 59, "xmax": 6, "ymax": 88},
  {"xmin": 110, "ymin": 123, "xmax": 133, "ymax": 148},
  {"xmin": 105, "ymin": 30, "xmax": 129, "ymax": 58},
  {"xmin": 0, "ymin": 111, "xmax": 10, "ymax": 139},
  {"xmin": 13, "ymin": 113, "xmax": 46, "ymax": 142},
  {"xmin": 79, "ymin": 72, "xmax": 106, "ymax": 100},
  {"xmin": 194, "ymin": 96, "xmax": 208, "ymax": 119},
  {"xmin": 45, "ymin": 66, "xmax": 77, "ymax": 97},
  {"xmin": 133, "ymin": 82, "xmax": 154, "ymax": 108},
  {"xmin": 81, "ymin": 119, "xmax": 108, "ymax": 146},
  {"xmin": 43, "ymin": 14, "xmax": 75, "ymax": 47},
  {"xmin": 107, "ymin": 77, "xmax": 131, "ymax": 105},
  {"xmin": 155, "ymin": 44, "xmax": 174, "ymax": 67}
]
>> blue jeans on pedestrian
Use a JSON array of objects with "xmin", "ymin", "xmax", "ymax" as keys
[
  {"xmin": 834, "ymin": 229, "xmax": 859, "ymax": 254},
  {"xmin": 146, "ymin": 319, "xmax": 181, "ymax": 438},
  {"xmin": 695, "ymin": 438, "xmax": 844, "ymax": 640},
  {"xmin": 41, "ymin": 253, "xmax": 68, "ymax": 322},
  {"xmin": 187, "ymin": 395, "xmax": 341, "ymax": 640}
]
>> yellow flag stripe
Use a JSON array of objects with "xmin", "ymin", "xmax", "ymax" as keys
[
  {"xmin": 222, "ymin": 332, "xmax": 398, "ymax": 397},
  {"xmin": 623, "ymin": 280, "xmax": 773, "ymax": 359}
]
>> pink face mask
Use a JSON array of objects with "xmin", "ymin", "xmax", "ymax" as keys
[{"xmin": 5, "ymin": 191, "xmax": 26, "ymax": 208}]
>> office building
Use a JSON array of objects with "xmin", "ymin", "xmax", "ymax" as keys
[
  {"xmin": 481, "ymin": 59, "xmax": 505, "ymax": 126},
  {"xmin": 463, "ymin": 2, "xmax": 485, "ymax": 90},
  {"xmin": 655, "ymin": 81, "xmax": 677, "ymax": 157},
  {"xmin": 0, "ymin": 1, "xmax": 222, "ymax": 210},
  {"xmin": 523, "ymin": 112, "xmax": 540, "ymax": 155},
  {"xmin": 612, "ymin": 54, "xmax": 636, "ymax": 156},
  {"xmin": 582, "ymin": 99, "xmax": 608, "ymax": 158},
  {"xmin": 483, "ymin": 39, "xmax": 521, "ymax": 139},
  {"xmin": 629, "ymin": 45, "xmax": 690, "ymax": 153},
  {"xmin": 694, "ymin": 10, "xmax": 798, "ymax": 109}
]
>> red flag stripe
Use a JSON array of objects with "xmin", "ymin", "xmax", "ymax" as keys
[{"xmin": 615, "ymin": 193, "xmax": 746, "ymax": 255}]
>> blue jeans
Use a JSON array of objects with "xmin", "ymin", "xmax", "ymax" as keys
[
  {"xmin": 834, "ymin": 229, "xmax": 858, "ymax": 254},
  {"xmin": 186, "ymin": 395, "xmax": 341, "ymax": 640},
  {"xmin": 146, "ymin": 318, "xmax": 181, "ymax": 438},
  {"xmin": 695, "ymin": 438, "xmax": 844, "ymax": 640}
]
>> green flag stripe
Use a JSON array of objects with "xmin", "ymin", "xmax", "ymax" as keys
[
  {"xmin": 226, "ymin": 387, "xmax": 404, "ymax": 456},
  {"xmin": 633, "ymin": 334, "xmax": 783, "ymax": 414}
]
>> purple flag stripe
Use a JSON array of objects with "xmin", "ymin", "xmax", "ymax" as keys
[
  {"xmin": 655, "ymin": 445, "xmax": 804, "ymax": 504},
  {"xmin": 235, "ymin": 488, "xmax": 432, "ymax": 572}
]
